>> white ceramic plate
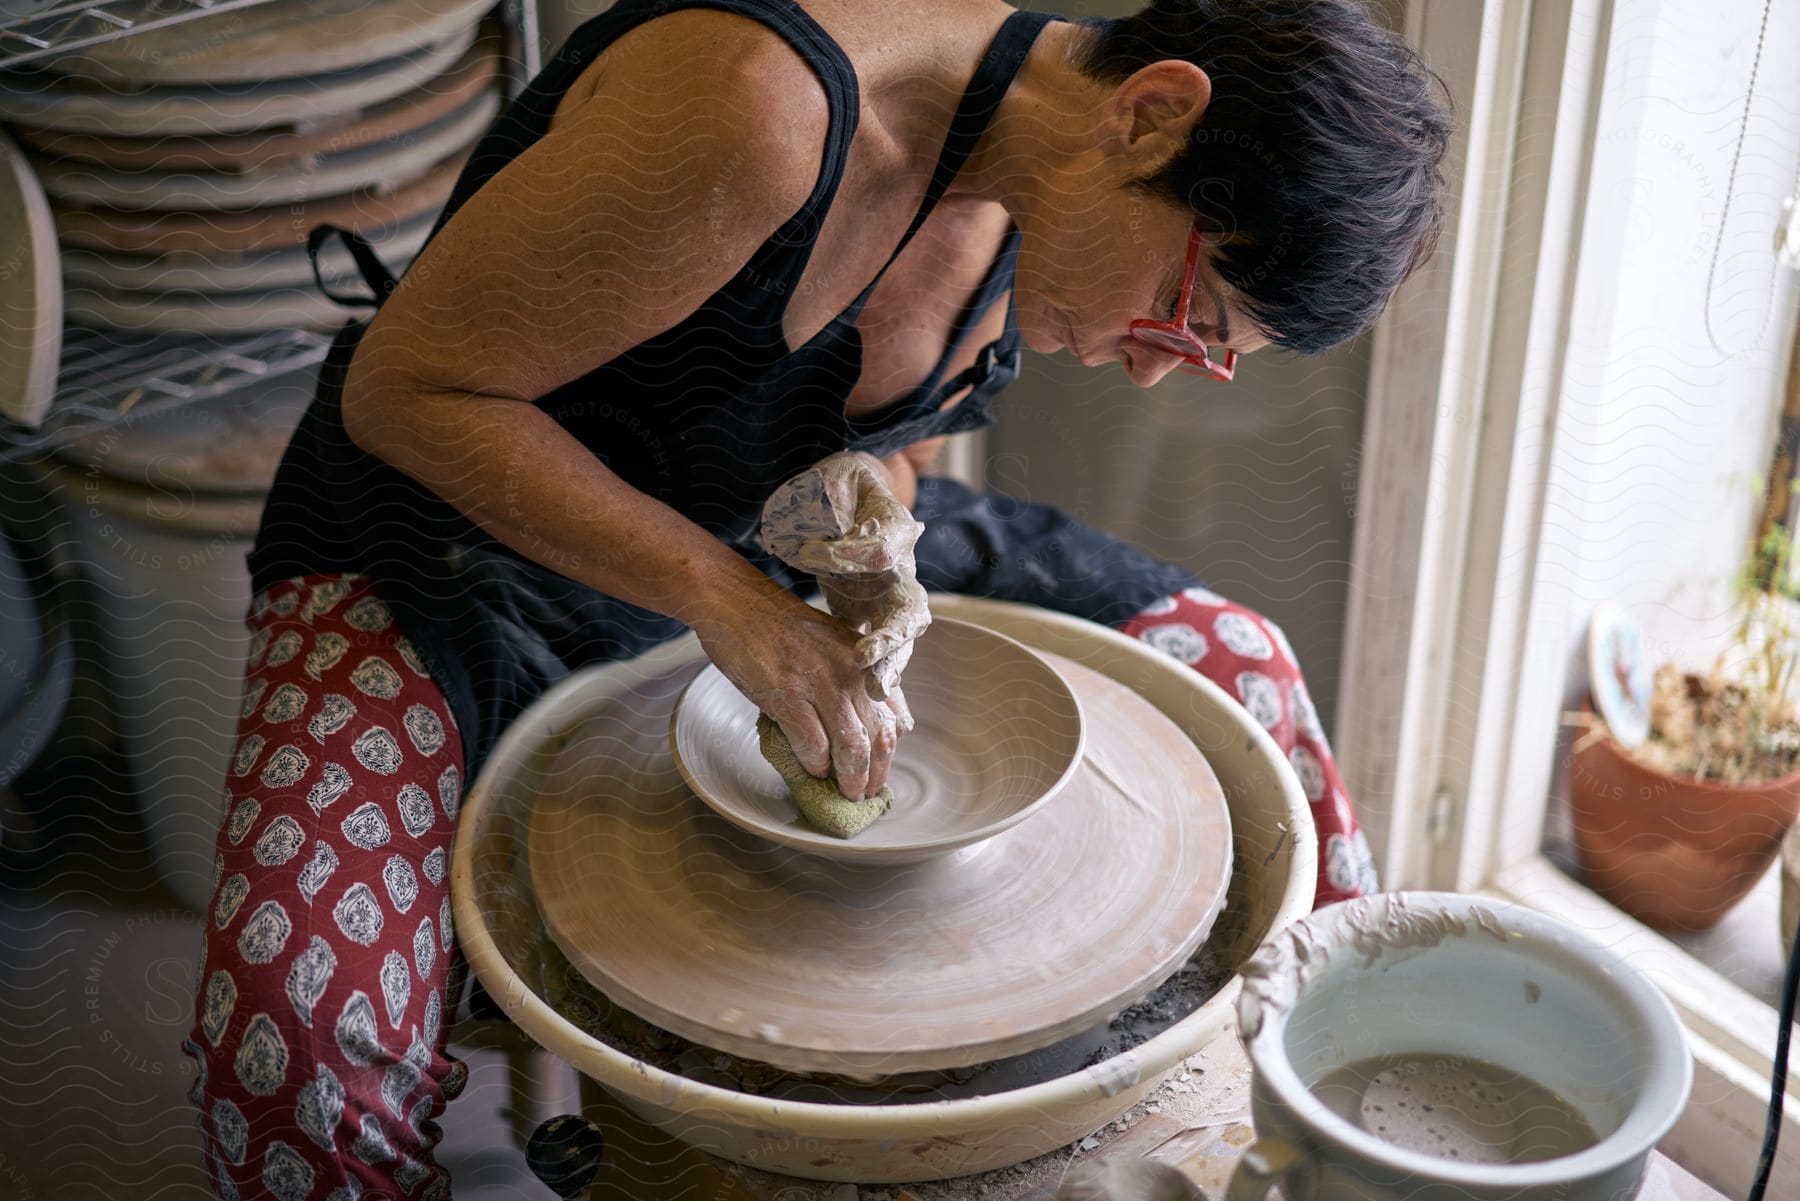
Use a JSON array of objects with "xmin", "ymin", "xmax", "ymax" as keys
[
  {"xmin": 1588, "ymin": 602, "xmax": 1653, "ymax": 748},
  {"xmin": 670, "ymin": 616, "xmax": 1085, "ymax": 865},
  {"xmin": 60, "ymin": 212, "xmax": 436, "ymax": 293}
]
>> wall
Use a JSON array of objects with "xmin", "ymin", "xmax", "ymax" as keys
[{"xmin": 993, "ymin": 338, "xmax": 1370, "ymax": 735}]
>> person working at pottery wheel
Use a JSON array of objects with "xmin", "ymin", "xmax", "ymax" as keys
[{"xmin": 185, "ymin": 2, "xmax": 1448, "ymax": 1196}]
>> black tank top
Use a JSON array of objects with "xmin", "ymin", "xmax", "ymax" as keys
[{"xmin": 249, "ymin": 1, "xmax": 1065, "ymax": 777}]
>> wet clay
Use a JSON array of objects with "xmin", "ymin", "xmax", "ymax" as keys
[{"xmin": 1310, "ymin": 1052, "xmax": 1600, "ymax": 1164}]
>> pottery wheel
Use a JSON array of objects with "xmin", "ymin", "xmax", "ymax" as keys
[{"xmin": 528, "ymin": 652, "xmax": 1233, "ymax": 1078}]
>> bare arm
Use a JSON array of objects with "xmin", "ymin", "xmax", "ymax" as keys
[
  {"xmin": 340, "ymin": 22, "xmax": 902, "ymax": 799},
  {"xmin": 877, "ymin": 438, "xmax": 942, "ymax": 510},
  {"xmin": 341, "ymin": 28, "xmax": 828, "ymax": 636}
]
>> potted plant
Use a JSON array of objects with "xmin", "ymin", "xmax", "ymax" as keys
[{"xmin": 1568, "ymin": 521, "xmax": 1800, "ymax": 933}]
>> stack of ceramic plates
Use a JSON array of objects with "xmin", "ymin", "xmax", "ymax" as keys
[{"xmin": 0, "ymin": 0, "xmax": 499, "ymax": 334}]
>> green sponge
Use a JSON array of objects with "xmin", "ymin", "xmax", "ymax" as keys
[{"xmin": 756, "ymin": 714, "xmax": 893, "ymax": 839}]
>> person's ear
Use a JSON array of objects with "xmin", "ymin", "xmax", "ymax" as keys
[{"xmin": 1096, "ymin": 60, "xmax": 1212, "ymax": 171}]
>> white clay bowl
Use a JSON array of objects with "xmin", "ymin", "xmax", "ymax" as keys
[
  {"xmin": 452, "ymin": 595, "xmax": 1318, "ymax": 1183},
  {"xmin": 670, "ymin": 616, "xmax": 1085, "ymax": 865}
]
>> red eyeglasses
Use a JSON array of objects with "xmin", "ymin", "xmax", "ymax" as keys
[{"xmin": 1128, "ymin": 223, "xmax": 1238, "ymax": 382}]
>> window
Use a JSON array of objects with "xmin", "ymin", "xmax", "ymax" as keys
[{"xmin": 1339, "ymin": 0, "xmax": 1800, "ymax": 1193}]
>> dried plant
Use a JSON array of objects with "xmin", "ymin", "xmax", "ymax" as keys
[{"xmin": 1628, "ymin": 491, "xmax": 1800, "ymax": 785}]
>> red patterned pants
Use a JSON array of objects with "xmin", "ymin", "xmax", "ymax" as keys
[
  {"xmin": 1117, "ymin": 585, "xmax": 1379, "ymax": 907},
  {"xmin": 184, "ymin": 574, "xmax": 466, "ymax": 1201},
  {"xmin": 185, "ymin": 573, "xmax": 1372, "ymax": 1200}
]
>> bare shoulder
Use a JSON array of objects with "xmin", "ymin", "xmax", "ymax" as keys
[
  {"xmin": 549, "ymin": 7, "xmax": 831, "ymax": 158},
  {"xmin": 342, "ymin": 13, "xmax": 840, "ymax": 418}
]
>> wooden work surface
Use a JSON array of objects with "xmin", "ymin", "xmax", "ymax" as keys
[{"xmin": 575, "ymin": 1030, "xmax": 1731, "ymax": 1201}]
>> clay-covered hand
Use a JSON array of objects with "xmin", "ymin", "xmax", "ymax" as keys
[
  {"xmin": 695, "ymin": 595, "xmax": 900, "ymax": 803},
  {"xmin": 759, "ymin": 451, "xmax": 929, "ymax": 703}
]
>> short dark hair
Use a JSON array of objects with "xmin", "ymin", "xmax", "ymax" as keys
[{"xmin": 1069, "ymin": 0, "xmax": 1452, "ymax": 354}]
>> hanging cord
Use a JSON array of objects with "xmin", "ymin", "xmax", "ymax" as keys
[
  {"xmin": 1747, "ymin": 907, "xmax": 1800, "ymax": 1201},
  {"xmin": 1701, "ymin": 0, "xmax": 1800, "ymax": 357},
  {"xmin": 1733, "ymin": 8, "xmax": 1800, "ymax": 1178}
]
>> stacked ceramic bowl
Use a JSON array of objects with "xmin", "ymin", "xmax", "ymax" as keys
[{"xmin": 0, "ymin": 0, "xmax": 499, "ymax": 334}]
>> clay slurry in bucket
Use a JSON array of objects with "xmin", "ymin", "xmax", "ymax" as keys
[{"xmin": 1309, "ymin": 1051, "xmax": 1601, "ymax": 1163}]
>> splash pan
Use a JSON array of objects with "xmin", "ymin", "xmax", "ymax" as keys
[{"xmin": 452, "ymin": 595, "xmax": 1316, "ymax": 1183}]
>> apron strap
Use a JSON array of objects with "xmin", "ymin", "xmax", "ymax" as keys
[
  {"xmin": 938, "ymin": 337, "xmax": 1019, "ymax": 402},
  {"xmin": 308, "ymin": 223, "xmax": 399, "ymax": 309}
]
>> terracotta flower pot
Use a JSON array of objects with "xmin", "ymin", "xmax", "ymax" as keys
[{"xmin": 1567, "ymin": 722, "xmax": 1800, "ymax": 933}]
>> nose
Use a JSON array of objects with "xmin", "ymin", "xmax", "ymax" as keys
[{"xmin": 1122, "ymin": 343, "xmax": 1188, "ymax": 388}]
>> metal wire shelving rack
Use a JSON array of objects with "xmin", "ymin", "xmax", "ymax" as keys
[
  {"xmin": 0, "ymin": 0, "xmax": 541, "ymax": 462},
  {"xmin": 0, "ymin": 0, "xmax": 284, "ymax": 69}
]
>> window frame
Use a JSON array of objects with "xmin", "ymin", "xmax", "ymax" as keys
[{"xmin": 1336, "ymin": 0, "xmax": 1800, "ymax": 1191}]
